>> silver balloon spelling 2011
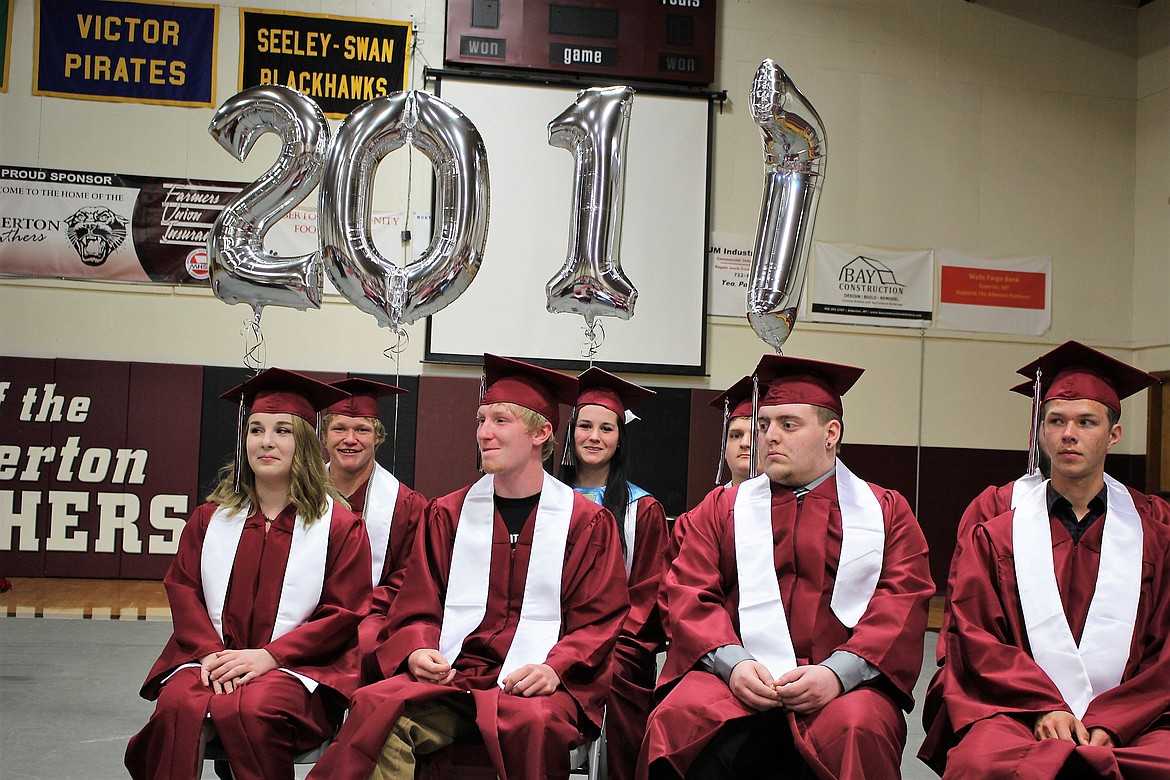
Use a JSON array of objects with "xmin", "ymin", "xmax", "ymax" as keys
[
  {"xmin": 318, "ymin": 90, "xmax": 490, "ymax": 331},
  {"xmin": 747, "ymin": 59, "xmax": 827, "ymax": 353},
  {"xmin": 545, "ymin": 85, "xmax": 637, "ymax": 330},
  {"xmin": 207, "ymin": 84, "xmax": 330, "ymax": 314}
]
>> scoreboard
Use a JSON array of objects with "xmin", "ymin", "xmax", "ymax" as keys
[{"xmin": 444, "ymin": 0, "xmax": 717, "ymax": 87}]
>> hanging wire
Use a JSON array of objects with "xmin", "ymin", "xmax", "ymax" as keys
[
  {"xmin": 241, "ymin": 310, "xmax": 265, "ymax": 373},
  {"xmin": 382, "ymin": 327, "xmax": 409, "ymax": 473},
  {"xmin": 581, "ymin": 319, "xmax": 605, "ymax": 362}
]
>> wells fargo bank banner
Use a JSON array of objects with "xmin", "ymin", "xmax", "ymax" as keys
[
  {"xmin": 936, "ymin": 249, "xmax": 1051, "ymax": 336},
  {"xmin": 34, "ymin": 0, "xmax": 217, "ymax": 107},
  {"xmin": 240, "ymin": 8, "xmax": 412, "ymax": 118},
  {"xmin": 0, "ymin": 357, "xmax": 203, "ymax": 579}
]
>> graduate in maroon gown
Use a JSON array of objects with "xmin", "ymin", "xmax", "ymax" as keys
[
  {"xmin": 642, "ymin": 354, "xmax": 934, "ymax": 780},
  {"xmin": 308, "ymin": 355, "xmax": 630, "ymax": 780},
  {"xmin": 920, "ymin": 342, "xmax": 1170, "ymax": 779},
  {"xmin": 559, "ymin": 367, "xmax": 670, "ymax": 780},
  {"xmin": 125, "ymin": 368, "xmax": 373, "ymax": 780},
  {"xmin": 324, "ymin": 378, "xmax": 428, "ymax": 683},
  {"xmin": 711, "ymin": 375, "xmax": 756, "ymax": 489},
  {"xmin": 919, "ymin": 364, "xmax": 1056, "ymax": 763}
]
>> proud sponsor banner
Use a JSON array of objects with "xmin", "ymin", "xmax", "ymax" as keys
[
  {"xmin": 34, "ymin": 0, "xmax": 217, "ymax": 107},
  {"xmin": 0, "ymin": 164, "xmax": 409, "ymax": 286},
  {"xmin": 707, "ymin": 232, "xmax": 753, "ymax": 318},
  {"xmin": 0, "ymin": 357, "xmax": 203, "ymax": 579},
  {"xmin": 936, "ymin": 250, "xmax": 1051, "ymax": 336},
  {"xmin": 240, "ymin": 9, "xmax": 412, "ymax": 118},
  {"xmin": 807, "ymin": 242, "xmax": 934, "ymax": 327}
]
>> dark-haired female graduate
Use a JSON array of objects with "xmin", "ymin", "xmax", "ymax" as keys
[
  {"xmin": 125, "ymin": 368, "xmax": 372, "ymax": 780},
  {"xmin": 560, "ymin": 367, "xmax": 670, "ymax": 780}
]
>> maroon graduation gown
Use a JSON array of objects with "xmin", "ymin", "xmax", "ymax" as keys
[
  {"xmin": 643, "ymin": 475, "xmax": 934, "ymax": 780},
  {"xmin": 918, "ymin": 481, "xmax": 1017, "ymax": 766},
  {"xmin": 608, "ymin": 495, "xmax": 670, "ymax": 780},
  {"xmin": 923, "ymin": 490, "xmax": 1170, "ymax": 778},
  {"xmin": 348, "ymin": 476, "xmax": 429, "ymax": 684},
  {"xmin": 308, "ymin": 484, "xmax": 631, "ymax": 780},
  {"xmin": 124, "ymin": 500, "xmax": 372, "ymax": 780}
]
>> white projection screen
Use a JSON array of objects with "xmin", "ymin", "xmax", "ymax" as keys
[{"xmin": 426, "ymin": 72, "xmax": 711, "ymax": 375}]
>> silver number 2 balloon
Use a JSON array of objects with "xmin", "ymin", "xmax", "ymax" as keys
[
  {"xmin": 318, "ymin": 90, "xmax": 490, "ymax": 330},
  {"xmin": 545, "ymin": 86, "xmax": 638, "ymax": 331},
  {"xmin": 207, "ymin": 84, "xmax": 330, "ymax": 314},
  {"xmin": 747, "ymin": 59, "xmax": 827, "ymax": 353}
]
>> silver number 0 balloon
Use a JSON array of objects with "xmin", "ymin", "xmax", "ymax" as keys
[
  {"xmin": 318, "ymin": 90, "xmax": 490, "ymax": 330},
  {"xmin": 207, "ymin": 84, "xmax": 330, "ymax": 314},
  {"xmin": 545, "ymin": 86, "xmax": 638, "ymax": 330},
  {"xmin": 747, "ymin": 59, "xmax": 827, "ymax": 353}
]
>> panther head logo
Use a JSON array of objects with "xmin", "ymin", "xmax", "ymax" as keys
[{"xmin": 65, "ymin": 207, "xmax": 128, "ymax": 267}]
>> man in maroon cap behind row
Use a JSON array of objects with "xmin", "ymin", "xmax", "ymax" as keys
[
  {"xmin": 642, "ymin": 354, "xmax": 935, "ymax": 780},
  {"xmin": 322, "ymin": 378, "xmax": 429, "ymax": 684},
  {"xmin": 922, "ymin": 341, "xmax": 1170, "ymax": 778},
  {"xmin": 308, "ymin": 355, "xmax": 630, "ymax": 780}
]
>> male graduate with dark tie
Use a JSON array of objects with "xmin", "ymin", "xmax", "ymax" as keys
[
  {"xmin": 642, "ymin": 354, "xmax": 934, "ymax": 780},
  {"xmin": 921, "ymin": 342, "xmax": 1170, "ymax": 779}
]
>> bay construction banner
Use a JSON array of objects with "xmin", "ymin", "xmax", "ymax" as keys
[
  {"xmin": 936, "ymin": 249, "xmax": 1051, "ymax": 336},
  {"xmin": 808, "ymin": 241, "xmax": 934, "ymax": 328}
]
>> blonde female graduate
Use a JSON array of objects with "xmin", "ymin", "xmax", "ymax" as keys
[{"xmin": 125, "ymin": 368, "xmax": 372, "ymax": 780}]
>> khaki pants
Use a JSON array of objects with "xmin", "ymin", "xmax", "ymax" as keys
[{"xmin": 370, "ymin": 693, "xmax": 480, "ymax": 780}]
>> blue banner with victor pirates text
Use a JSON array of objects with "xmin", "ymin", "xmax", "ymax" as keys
[{"xmin": 34, "ymin": 0, "xmax": 217, "ymax": 106}]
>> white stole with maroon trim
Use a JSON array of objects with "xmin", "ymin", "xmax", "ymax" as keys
[
  {"xmin": 1012, "ymin": 474, "xmax": 1141, "ymax": 719},
  {"xmin": 439, "ymin": 473, "xmax": 573, "ymax": 685},
  {"xmin": 198, "ymin": 498, "xmax": 332, "ymax": 691},
  {"xmin": 361, "ymin": 463, "xmax": 401, "ymax": 587},
  {"xmin": 734, "ymin": 459, "xmax": 885, "ymax": 679}
]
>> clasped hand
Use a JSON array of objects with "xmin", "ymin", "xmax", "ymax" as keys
[
  {"xmin": 1034, "ymin": 711, "xmax": 1115, "ymax": 747},
  {"xmin": 200, "ymin": 649, "xmax": 277, "ymax": 694},
  {"xmin": 729, "ymin": 661, "xmax": 842, "ymax": 714}
]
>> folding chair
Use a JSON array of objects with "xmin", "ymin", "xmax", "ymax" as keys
[{"xmin": 203, "ymin": 736, "xmax": 332, "ymax": 779}]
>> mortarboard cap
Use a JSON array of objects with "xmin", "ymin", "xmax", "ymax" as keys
[
  {"xmin": 752, "ymin": 354, "xmax": 864, "ymax": 416},
  {"xmin": 480, "ymin": 354, "xmax": 578, "ymax": 430},
  {"xmin": 219, "ymin": 367, "xmax": 349, "ymax": 424},
  {"xmin": 710, "ymin": 376, "xmax": 755, "ymax": 420},
  {"xmin": 325, "ymin": 378, "xmax": 407, "ymax": 419},
  {"xmin": 575, "ymin": 367, "xmax": 655, "ymax": 419},
  {"xmin": 1013, "ymin": 341, "xmax": 1157, "ymax": 418}
]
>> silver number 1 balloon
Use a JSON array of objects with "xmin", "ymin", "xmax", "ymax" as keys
[
  {"xmin": 545, "ymin": 86, "xmax": 637, "ymax": 329},
  {"xmin": 207, "ymin": 84, "xmax": 330, "ymax": 314},
  {"xmin": 747, "ymin": 59, "xmax": 827, "ymax": 353},
  {"xmin": 318, "ymin": 90, "xmax": 490, "ymax": 330}
]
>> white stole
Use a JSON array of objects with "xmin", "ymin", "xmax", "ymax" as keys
[
  {"xmin": 734, "ymin": 459, "xmax": 885, "ymax": 679},
  {"xmin": 623, "ymin": 502, "xmax": 638, "ymax": 578},
  {"xmin": 438, "ymin": 473, "xmax": 573, "ymax": 685},
  {"xmin": 1010, "ymin": 470, "xmax": 1045, "ymax": 509},
  {"xmin": 1012, "ymin": 474, "xmax": 1142, "ymax": 719},
  {"xmin": 362, "ymin": 463, "xmax": 402, "ymax": 587},
  {"xmin": 200, "ymin": 498, "xmax": 333, "ymax": 691}
]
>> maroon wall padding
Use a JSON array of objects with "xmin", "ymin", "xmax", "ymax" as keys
[
  {"xmin": 0, "ymin": 356, "xmax": 56, "ymax": 577},
  {"xmin": 0, "ymin": 357, "xmax": 1151, "ymax": 585},
  {"xmin": 685, "ymin": 388, "xmax": 723, "ymax": 512},
  {"xmin": 121, "ymin": 362, "xmax": 204, "ymax": 580},
  {"xmin": 414, "ymin": 375, "xmax": 482, "ymax": 500},
  {"xmin": 43, "ymin": 359, "xmax": 131, "ymax": 578}
]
